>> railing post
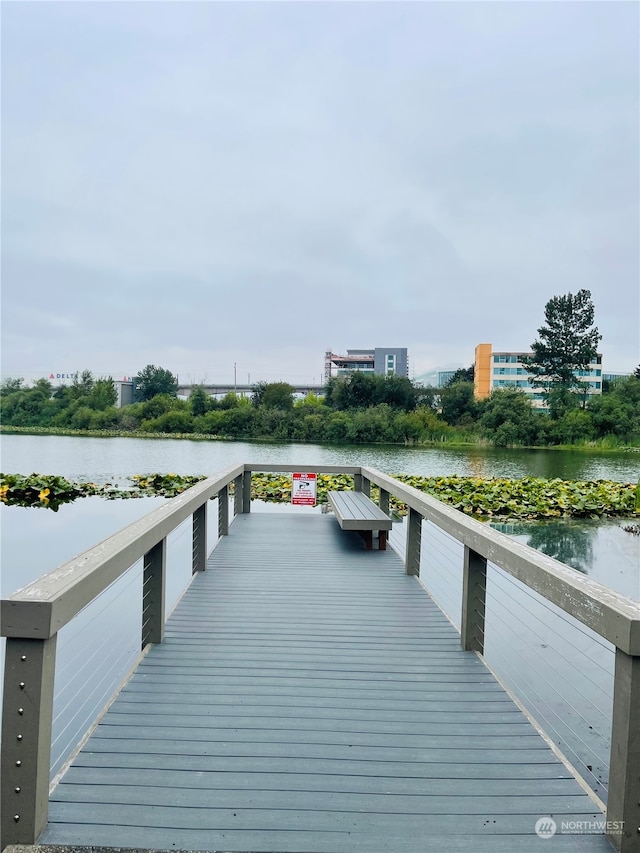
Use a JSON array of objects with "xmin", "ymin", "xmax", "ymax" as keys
[
  {"xmin": 405, "ymin": 508, "xmax": 421, "ymax": 576},
  {"xmin": 234, "ymin": 474, "xmax": 243, "ymax": 516},
  {"xmin": 361, "ymin": 477, "xmax": 371, "ymax": 498},
  {"xmin": 192, "ymin": 502, "xmax": 207, "ymax": 573},
  {"xmin": 461, "ymin": 546, "xmax": 487, "ymax": 654},
  {"xmin": 218, "ymin": 485, "xmax": 229, "ymax": 537},
  {"xmin": 1, "ymin": 636, "xmax": 57, "ymax": 846},
  {"xmin": 379, "ymin": 488, "xmax": 390, "ymax": 516},
  {"xmin": 242, "ymin": 470, "xmax": 252, "ymax": 513},
  {"xmin": 606, "ymin": 649, "xmax": 640, "ymax": 852},
  {"xmin": 142, "ymin": 538, "xmax": 166, "ymax": 647},
  {"xmin": 353, "ymin": 473, "xmax": 363, "ymax": 493}
]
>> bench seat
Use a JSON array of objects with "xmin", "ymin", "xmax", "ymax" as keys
[{"xmin": 327, "ymin": 490, "xmax": 392, "ymax": 550}]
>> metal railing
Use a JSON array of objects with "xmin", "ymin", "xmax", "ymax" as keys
[{"xmin": 1, "ymin": 464, "xmax": 638, "ymax": 852}]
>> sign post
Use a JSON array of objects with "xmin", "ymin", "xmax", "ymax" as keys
[{"xmin": 291, "ymin": 472, "xmax": 317, "ymax": 507}]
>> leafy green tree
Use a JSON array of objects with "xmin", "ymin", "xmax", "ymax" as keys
[
  {"xmin": 218, "ymin": 406, "xmax": 257, "ymax": 437},
  {"xmin": 377, "ymin": 376, "xmax": 418, "ymax": 411},
  {"xmin": 251, "ymin": 382, "xmax": 267, "ymax": 407},
  {"xmin": 260, "ymin": 382, "xmax": 295, "ymax": 410},
  {"xmin": 324, "ymin": 373, "xmax": 377, "ymax": 410},
  {"xmin": 69, "ymin": 369, "xmax": 95, "ymax": 400},
  {"xmin": 295, "ymin": 391, "xmax": 325, "ymax": 409},
  {"xmin": 324, "ymin": 374, "xmax": 419, "ymax": 412},
  {"xmin": 480, "ymin": 389, "xmax": 541, "ymax": 446},
  {"xmin": 634, "ymin": 365, "xmax": 640, "ymax": 380},
  {"xmin": 440, "ymin": 381, "xmax": 478, "ymax": 426},
  {"xmin": 525, "ymin": 289, "xmax": 601, "ymax": 411},
  {"xmin": 1, "ymin": 377, "xmax": 24, "ymax": 395},
  {"xmin": 88, "ymin": 378, "xmax": 117, "ymax": 410},
  {"xmin": 325, "ymin": 412, "xmax": 357, "ymax": 442},
  {"xmin": 588, "ymin": 376, "xmax": 640, "ymax": 441},
  {"xmin": 144, "ymin": 410, "xmax": 194, "ymax": 433},
  {"xmin": 1, "ymin": 382, "xmax": 55, "ymax": 426},
  {"xmin": 445, "ymin": 365, "xmax": 474, "ymax": 386},
  {"xmin": 548, "ymin": 409, "xmax": 595, "ymax": 444},
  {"xmin": 189, "ymin": 387, "xmax": 211, "ymax": 417},
  {"xmin": 396, "ymin": 407, "xmax": 451, "ymax": 442},
  {"xmin": 219, "ymin": 391, "xmax": 241, "ymax": 410},
  {"xmin": 141, "ymin": 394, "xmax": 183, "ymax": 421},
  {"xmin": 136, "ymin": 365, "xmax": 178, "ymax": 401}
]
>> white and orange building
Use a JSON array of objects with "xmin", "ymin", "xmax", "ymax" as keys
[{"xmin": 474, "ymin": 343, "xmax": 603, "ymax": 408}]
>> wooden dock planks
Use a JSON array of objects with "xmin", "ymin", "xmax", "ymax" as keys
[{"xmin": 41, "ymin": 512, "xmax": 611, "ymax": 852}]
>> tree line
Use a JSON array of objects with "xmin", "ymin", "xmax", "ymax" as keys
[
  {"xmin": 1, "ymin": 366, "xmax": 639, "ymax": 447},
  {"xmin": 2, "ymin": 290, "xmax": 638, "ymax": 447}
]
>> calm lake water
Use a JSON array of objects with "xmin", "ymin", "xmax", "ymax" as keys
[
  {"xmin": 2, "ymin": 432, "xmax": 639, "ymax": 482},
  {"xmin": 1, "ymin": 434, "xmax": 638, "ymax": 802}
]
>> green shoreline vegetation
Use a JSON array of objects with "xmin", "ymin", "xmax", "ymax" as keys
[
  {"xmin": 1, "ymin": 367, "xmax": 640, "ymax": 449},
  {"xmin": 1, "ymin": 471, "xmax": 638, "ymax": 520}
]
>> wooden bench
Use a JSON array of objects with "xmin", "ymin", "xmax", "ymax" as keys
[{"xmin": 327, "ymin": 490, "xmax": 393, "ymax": 550}]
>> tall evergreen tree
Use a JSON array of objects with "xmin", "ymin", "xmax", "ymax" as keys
[{"xmin": 525, "ymin": 289, "xmax": 601, "ymax": 413}]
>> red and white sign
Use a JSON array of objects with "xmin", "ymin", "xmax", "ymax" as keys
[{"xmin": 291, "ymin": 472, "xmax": 317, "ymax": 506}]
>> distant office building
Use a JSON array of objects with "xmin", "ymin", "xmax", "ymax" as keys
[
  {"xmin": 437, "ymin": 370, "xmax": 458, "ymax": 387},
  {"xmin": 324, "ymin": 348, "xmax": 409, "ymax": 381},
  {"xmin": 602, "ymin": 372, "xmax": 631, "ymax": 385},
  {"xmin": 474, "ymin": 343, "xmax": 603, "ymax": 408},
  {"xmin": 413, "ymin": 366, "xmax": 465, "ymax": 388}
]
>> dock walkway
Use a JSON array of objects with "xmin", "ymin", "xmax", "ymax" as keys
[{"xmin": 39, "ymin": 512, "xmax": 611, "ymax": 852}]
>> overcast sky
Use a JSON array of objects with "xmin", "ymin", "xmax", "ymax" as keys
[{"xmin": 2, "ymin": 1, "xmax": 638, "ymax": 386}]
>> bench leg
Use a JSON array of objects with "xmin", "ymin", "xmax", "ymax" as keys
[
  {"xmin": 378, "ymin": 531, "xmax": 387, "ymax": 551},
  {"xmin": 362, "ymin": 531, "xmax": 373, "ymax": 550}
]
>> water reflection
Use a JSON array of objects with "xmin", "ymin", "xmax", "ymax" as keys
[
  {"xmin": 491, "ymin": 520, "xmax": 593, "ymax": 574},
  {"xmin": 491, "ymin": 519, "xmax": 639, "ymax": 600}
]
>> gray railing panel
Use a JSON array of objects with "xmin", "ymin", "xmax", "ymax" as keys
[
  {"xmin": 362, "ymin": 468, "xmax": 640, "ymax": 656},
  {"xmin": 1, "ymin": 464, "xmax": 243, "ymax": 641},
  {"xmin": 2, "ymin": 461, "xmax": 638, "ymax": 851}
]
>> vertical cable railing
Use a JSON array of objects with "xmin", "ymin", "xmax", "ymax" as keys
[
  {"xmin": 363, "ymin": 466, "xmax": 639, "ymax": 853},
  {"xmin": 1, "ymin": 463, "xmax": 244, "ymax": 848},
  {"xmin": 2, "ymin": 463, "xmax": 638, "ymax": 853}
]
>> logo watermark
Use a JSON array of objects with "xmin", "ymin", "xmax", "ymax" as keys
[
  {"xmin": 535, "ymin": 817, "xmax": 557, "ymax": 839},
  {"xmin": 535, "ymin": 817, "xmax": 623, "ymax": 838}
]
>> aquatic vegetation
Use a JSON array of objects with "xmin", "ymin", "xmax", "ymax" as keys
[
  {"xmin": 130, "ymin": 473, "xmax": 206, "ymax": 498},
  {"xmin": 0, "ymin": 473, "xmax": 101, "ymax": 511},
  {"xmin": 0, "ymin": 471, "xmax": 636, "ymax": 520},
  {"xmin": 250, "ymin": 473, "xmax": 638, "ymax": 520}
]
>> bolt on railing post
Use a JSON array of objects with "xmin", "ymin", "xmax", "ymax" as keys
[
  {"xmin": 405, "ymin": 508, "xmax": 422, "ymax": 576},
  {"xmin": 218, "ymin": 485, "xmax": 229, "ymax": 537},
  {"xmin": 606, "ymin": 648, "xmax": 640, "ymax": 852},
  {"xmin": 378, "ymin": 488, "xmax": 390, "ymax": 516},
  {"xmin": 142, "ymin": 538, "xmax": 166, "ymax": 648},
  {"xmin": 461, "ymin": 546, "xmax": 487, "ymax": 654},
  {"xmin": 242, "ymin": 470, "xmax": 252, "ymax": 513},
  {"xmin": 234, "ymin": 474, "xmax": 243, "ymax": 516},
  {"xmin": 1, "ymin": 635, "xmax": 57, "ymax": 847},
  {"xmin": 192, "ymin": 502, "xmax": 207, "ymax": 573}
]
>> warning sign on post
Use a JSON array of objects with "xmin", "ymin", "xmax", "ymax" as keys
[{"xmin": 291, "ymin": 472, "xmax": 317, "ymax": 506}]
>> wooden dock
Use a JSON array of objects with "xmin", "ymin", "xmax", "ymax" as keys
[{"xmin": 38, "ymin": 511, "xmax": 611, "ymax": 852}]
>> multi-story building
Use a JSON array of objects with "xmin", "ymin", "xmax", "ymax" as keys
[
  {"xmin": 324, "ymin": 348, "xmax": 409, "ymax": 381},
  {"xmin": 474, "ymin": 343, "xmax": 603, "ymax": 408}
]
